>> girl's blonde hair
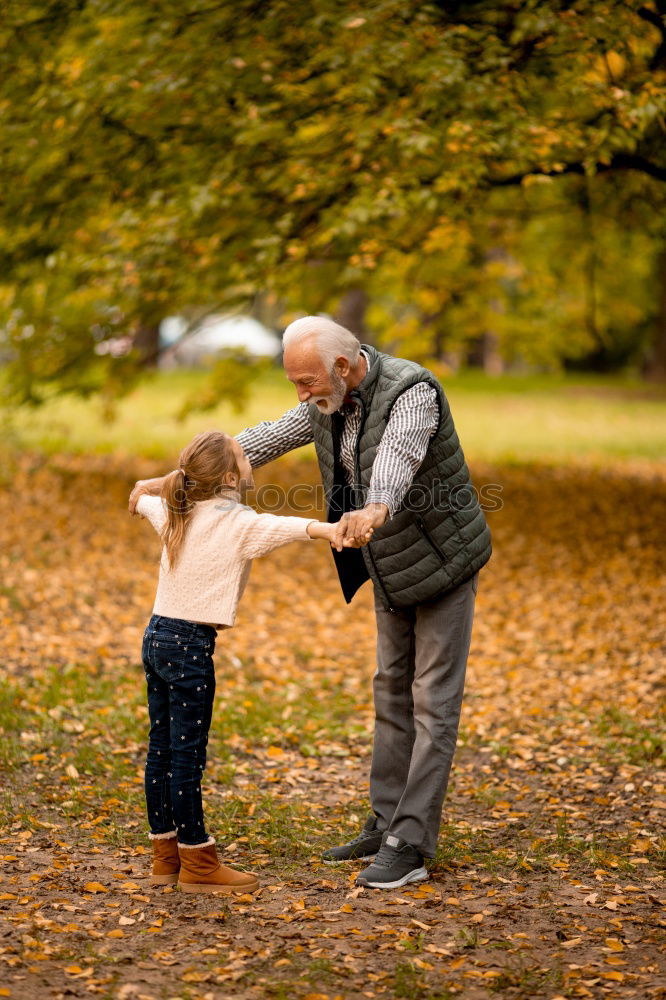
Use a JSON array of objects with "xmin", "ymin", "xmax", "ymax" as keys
[{"xmin": 160, "ymin": 430, "xmax": 239, "ymax": 569}]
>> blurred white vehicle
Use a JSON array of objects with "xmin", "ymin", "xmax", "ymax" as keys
[{"xmin": 159, "ymin": 314, "xmax": 281, "ymax": 368}]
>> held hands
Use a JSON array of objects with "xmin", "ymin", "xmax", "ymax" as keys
[
  {"xmin": 330, "ymin": 503, "xmax": 389, "ymax": 551},
  {"xmin": 309, "ymin": 509, "xmax": 384, "ymax": 551},
  {"xmin": 326, "ymin": 522, "xmax": 374, "ymax": 552}
]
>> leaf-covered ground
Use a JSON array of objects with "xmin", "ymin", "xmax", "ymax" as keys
[{"xmin": 0, "ymin": 452, "xmax": 664, "ymax": 1000}]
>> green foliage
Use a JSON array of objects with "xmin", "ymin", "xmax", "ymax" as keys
[
  {"xmin": 6, "ymin": 368, "xmax": 665, "ymax": 464},
  {"xmin": 177, "ymin": 349, "xmax": 270, "ymax": 420},
  {"xmin": 1, "ymin": 0, "xmax": 665, "ymax": 405}
]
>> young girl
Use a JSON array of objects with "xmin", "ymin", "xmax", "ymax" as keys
[{"xmin": 133, "ymin": 429, "xmax": 366, "ymax": 895}]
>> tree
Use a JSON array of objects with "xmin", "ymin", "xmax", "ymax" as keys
[{"xmin": 1, "ymin": 0, "xmax": 665, "ymax": 407}]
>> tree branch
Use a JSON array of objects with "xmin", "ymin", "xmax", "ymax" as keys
[
  {"xmin": 637, "ymin": 3, "xmax": 666, "ymax": 70},
  {"xmin": 488, "ymin": 153, "xmax": 666, "ymax": 186}
]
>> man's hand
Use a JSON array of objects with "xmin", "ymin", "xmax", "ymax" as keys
[
  {"xmin": 128, "ymin": 475, "xmax": 168, "ymax": 515},
  {"xmin": 336, "ymin": 503, "xmax": 389, "ymax": 549}
]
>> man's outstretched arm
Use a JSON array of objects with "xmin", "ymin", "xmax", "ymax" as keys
[
  {"xmin": 235, "ymin": 402, "xmax": 313, "ymax": 469},
  {"xmin": 128, "ymin": 403, "xmax": 314, "ymax": 513}
]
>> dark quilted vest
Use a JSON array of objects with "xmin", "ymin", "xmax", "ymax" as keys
[{"xmin": 309, "ymin": 345, "xmax": 492, "ymax": 609}]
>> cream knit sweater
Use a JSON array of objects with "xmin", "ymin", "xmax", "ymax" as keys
[{"xmin": 137, "ymin": 492, "xmax": 315, "ymax": 627}]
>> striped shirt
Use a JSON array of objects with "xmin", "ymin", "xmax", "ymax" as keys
[{"xmin": 236, "ymin": 352, "xmax": 439, "ymax": 517}]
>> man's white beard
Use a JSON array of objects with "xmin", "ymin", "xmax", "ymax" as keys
[{"xmin": 312, "ymin": 368, "xmax": 348, "ymax": 415}]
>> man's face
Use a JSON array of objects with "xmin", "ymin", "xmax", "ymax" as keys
[
  {"xmin": 284, "ymin": 338, "xmax": 350, "ymax": 415},
  {"xmin": 229, "ymin": 438, "xmax": 254, "ymax": 496}
]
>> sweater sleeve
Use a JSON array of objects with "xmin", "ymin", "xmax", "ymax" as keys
[
  {"xmin": 237, "ymin": 510, "xmax": 315, "ymax": 560},
  {"xmin": 137, "ymin": 494, "xmax": 167, "ymax": 534}
]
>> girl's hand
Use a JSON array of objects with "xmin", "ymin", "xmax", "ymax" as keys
[
  {"xmin": 330, "ymin": 521, "xmax": 374, "ymax": 550},
  {"xmin": 341, "ymin": 525, "xmax": 374, "ymax": 548},
  {"xmin": 336, "ymin": 503, "xmax": 388, "ymax": 548},
  {"xmin": 307, "ymin": 520, "xmax": 373, "ymax": 551},
  {"xmin": 129, "ymin": 476, "xmax": 167, "ymax": 515}
]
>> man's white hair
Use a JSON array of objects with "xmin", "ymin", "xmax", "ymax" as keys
[{"xmin": 282, "ymin": 315, "xmax": 361, "ymax": 370}]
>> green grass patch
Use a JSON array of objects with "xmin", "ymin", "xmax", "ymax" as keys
[
  {"xmin": 3, "ymin": 366, "xmax": 664, "ymax": 465},
  {"xmin": 0, "ymin": 655, "xmax": 367, "ymax": 844},
  {"xmin": 210, "ymin": 672, "xmax": 365, "ymax": 758},
  {"xmin": 596, "ymin": 706, "xmax": 665, "ymax": 767}
]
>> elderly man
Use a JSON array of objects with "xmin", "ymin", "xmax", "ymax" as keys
[{"xmin": 131, "ymin": 317, "xmax": 491, "ymax": 889}]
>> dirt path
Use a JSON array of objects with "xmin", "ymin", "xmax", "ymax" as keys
[{"xmin": 1, "ymin": 454, "xmax": 664, "ymax": 999}]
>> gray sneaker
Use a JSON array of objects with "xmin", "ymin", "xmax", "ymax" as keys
[
  {"xmin": 321, "ymin": 814, "xmax": 384, "ymax": 863},
  {"xmin": 355, "ymin": 832, "xmax": 428, "ymax": 889}
]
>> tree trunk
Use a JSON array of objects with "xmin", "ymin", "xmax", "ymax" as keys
[
  {"xmin": 335, "ymin": 289, "xmax": 370, "ymax": 341},
  {"xmin": 483, "ymin": 330, "xmax": 504, "ymax": 375},
  {"xmin": 644, "ymin": 246, "xmax": 666, "ymax": 381},
  {"xmin": 133, "ymin": 322, "xmax": 161, "ymax": 368},
  {"xmin": 466, "ymin": 245, "xmax": 506, "ymax": 374}
]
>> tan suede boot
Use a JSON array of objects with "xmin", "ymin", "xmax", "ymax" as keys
[
  {"xmin": 178, "ymin": 838, "xmax": 259, "ymax": 894},
  {"xmin": 149, "ymin": 831, "xmax": 180, "ymax": 886}
]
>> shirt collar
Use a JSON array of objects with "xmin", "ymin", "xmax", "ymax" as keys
[
  {"xmin": 339, "ymin": 349, "xmax": 370, "ymax": 413},
  {"xmin": 358, "ymin": 349, "xmax": 371, "ymax": 388}
]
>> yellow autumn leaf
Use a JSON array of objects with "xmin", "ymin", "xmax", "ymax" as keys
[
  {"xmin": 182, "ymin": 971, "xmax": 210, "ymax": 983},
  {"xmin": 83, "ymin": 882, "xmax": 108, "ymax": 894}
]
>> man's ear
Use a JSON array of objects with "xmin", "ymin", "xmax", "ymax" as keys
[{"xmin": 334, "ymin": 356, "xmax": 351, "ymax": 378}]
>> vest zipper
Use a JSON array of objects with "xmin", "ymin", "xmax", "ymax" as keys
[
  {"xmin": 353, "ymin": 393, "xmax": 397, "ymax": 614},
  {"xmin": 368, "ymin": 544, "xmax": 396, "ymax": 612},
  {"xmin": 416, "ymin": 516, "xmax": 447, "ymax": 565}
]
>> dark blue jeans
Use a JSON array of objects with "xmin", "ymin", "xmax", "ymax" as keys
[{"xmin": 142, "ymin": 614, "xmax": 217, "ymax": 845}]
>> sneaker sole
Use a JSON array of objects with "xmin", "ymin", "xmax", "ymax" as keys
[
  {"xmin": 322, "ymin": 855, "xmax": 377, "ymax": 865},
  {"xmin": 356, "ymin": 866, "xmax": 429, "ymax": 890}
]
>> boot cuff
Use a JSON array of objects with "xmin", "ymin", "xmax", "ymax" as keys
[
  {"xmin": 178, "ymin": 837, "xmax": 215, "ymax": 849},
  {"xmin": 149, "ymin": 830, "xmax": 178, "ymax": 841}
]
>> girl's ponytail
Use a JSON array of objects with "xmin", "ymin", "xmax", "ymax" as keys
[
  {"xmin": 160, "ymin": 468, "xmax": 194, "ymax": 570},
  {"xmin": 158, "ymin": 431, "xmax": 239, "ymax": 570}
]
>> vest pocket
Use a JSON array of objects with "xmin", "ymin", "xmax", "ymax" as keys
[{"xmin": 415, "ymin": 516, "xmax": 447, "ymax": 565}]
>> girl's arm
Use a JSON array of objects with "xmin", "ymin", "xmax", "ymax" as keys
[
  {"xmin": 135, "ymin": 494, "xmax": 167, "ymax": 533},
  {"xmin": 129, "ymin": 477, "xmax": 167, "ymax": 514},
  {"xmin": 239, "ymin": 511, "xmax": 372, "ymax": 560}
]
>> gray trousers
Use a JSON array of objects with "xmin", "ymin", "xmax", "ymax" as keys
[{"xmin": 369, "ymin": 572, "xmax": 478, "ymax": 858}]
